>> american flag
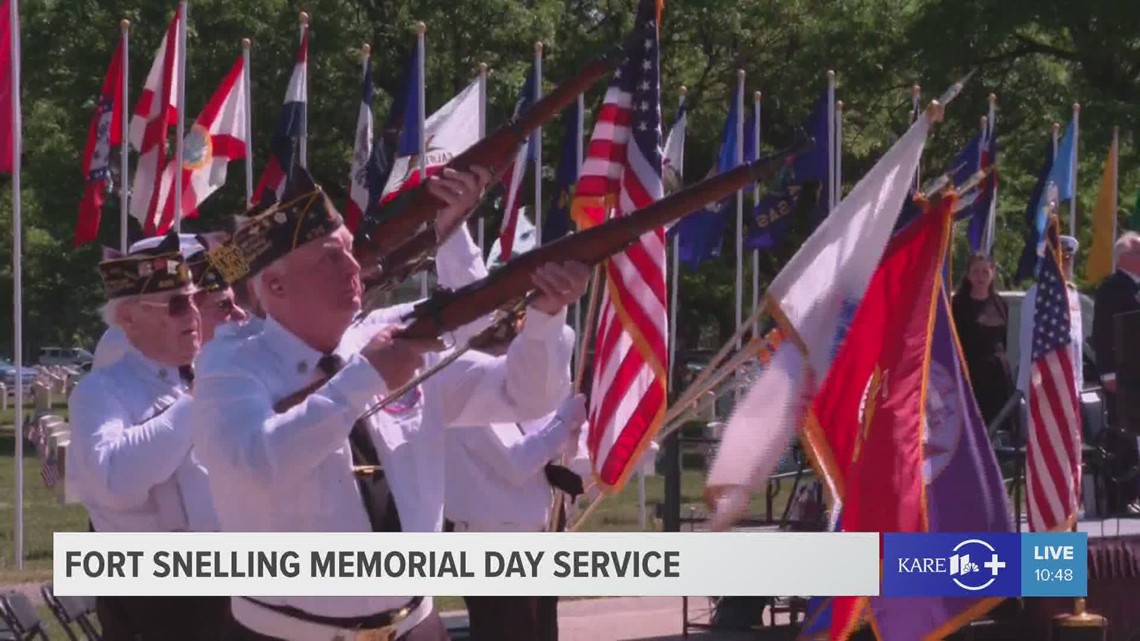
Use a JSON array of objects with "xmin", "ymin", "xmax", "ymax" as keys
[
  {"xmin": 1026, "ymin": 217, "xmax": 1082, "ymax": 532},
  {"xmin": 573, "ymin": 0, "xmax": 668, "ymax": 490}
]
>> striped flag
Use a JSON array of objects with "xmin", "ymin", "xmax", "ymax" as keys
[
  {"xmin": 497, "ymin": 64, "xmax": 537, "ymax": 257},
  {"xmin": 345, "ymin": 49, "xmax": 384, "ymax": 234},
  {"xmin": 573, "ymin": 0, "xmax": 668, "ymax": 490},
  {"xmin": 1026, "ymin": 213, "xmax": 1083, "ymax": 532},
  {"xmin": 128, "ymin": 6, "xmax": 181, "ymax": 233},
  {"xmin": 250, "ymin": 28, "xmax": 307, "ymax": 207}
]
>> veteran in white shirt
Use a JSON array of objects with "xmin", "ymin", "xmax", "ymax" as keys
[
  {"xmin": 191, "ymin": 167, "xmax": 588, "ymax": 641},
  {"xmin": 67, "ymin": 231, "xmax": 228, "ymax": 641}
]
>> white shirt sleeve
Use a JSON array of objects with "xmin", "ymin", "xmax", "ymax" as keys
[
  {"xmin": 67, "ymin": 376, "xmax": 195, "ymax": 504},
  {"xmin": 434, "ymin": 224, "xmax": 495, "ymax": 345},
  {"xmin": 191, "ymin": 353, "xmax": 387, "ymax": 488},
  {"xmin": 460, "ymin": 419, "xmax": 574, "ymax": 487},
  {"xmin": 435, "ymin": 306, "xmax": 575, "ymax": 426}
]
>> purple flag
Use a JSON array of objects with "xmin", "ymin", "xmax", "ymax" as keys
[{"xmin": 866, "ymin": 288, "xmax": 1013, "ymax": 639}]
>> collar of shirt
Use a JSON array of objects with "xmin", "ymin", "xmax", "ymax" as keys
[
  {"xmin": 121, "ymin": 342, "xmax": 190, "ymax": 392},
  {"xmin": 261, "ymin": 314, "xmax": 328, "ymax": 378},
  {"xmin": 1121, "ymin": 268, "xmax": 1140, "ymax": 285}
]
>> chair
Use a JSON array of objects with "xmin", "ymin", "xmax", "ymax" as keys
[
  {"xmin": 41, "ymin": 583, "xmax": 101, "ymax": 641},
  {"xmin": 0, "ymin": 591, "xmax": 50, "ymax": 641}
]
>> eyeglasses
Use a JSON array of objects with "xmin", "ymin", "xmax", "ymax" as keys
[
  {"xmin": 137, "ymin": 293, "xmax": 195, "ymax": 317},
  {"xmin": 193, "ymin": 291, "xmax": 237, "ymax": 317}
]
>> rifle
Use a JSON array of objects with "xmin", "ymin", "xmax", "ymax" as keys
[
  {"xmin": 354, "ymin": 46, "xmax": 625, "ymax": 294},
  {"xmin": 269, "ymin": 142, "xmax": 809, "ymax": 419}
]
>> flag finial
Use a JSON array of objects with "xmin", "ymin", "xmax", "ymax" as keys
[
  {"xmin": 925, "ymin": 99, "xmax": 944, "ymax": 123},
  {"xmin": 754, "ymin": 91, "xmax": 762, "ymax": 101},
  {"xmin": 980, "ymin": 115, "xmax": 988, "ymax": 131},
  {"xmin": 241, "ymin": 37, "xmax": 251, "ymax": 49},
  {"xmin": 1072, "ymin": 102, "xmax": 1081, "ymax": 114},
  {"xmin": 988, "ymin": 92, "xmax": 997, "ymax": 105},
  {"xmin": 836, "ymin": 100, "xmax": 843, "ymax": 112},
  {"xmin": 120, "ymin": 18, "xmax": 130, "ymax": 31},
  {"xmin": 362, "ymin": 43, "xmax": 370, "ymax": 57},
  {"xmin": 478, "ymin": 62, "xmax": 488, "ymax": 74},
  {"xmin": 1053, "ymin": 122, "xmax": 1061, "ymax": 135},
  {"xmin": 737, "ymin": 68, "xmax": 745, "ymax": 80},
  {"xmin": 299, "ymin": 11, "xmax": 310, "ymax": 27},
  {"xmin": 535, "ymin": 41, "xmax": 544, "ymax": 54},
  {"xmin": 414, "ymin": 21, "xmax": 426, "ymax": 35},
  {"xmin": 679, "ymin": 85, "xmax": 687, "ymax": 96},
  {"xmin": 912, "ymin": 83, "xmax": 921, "ymax": 98},
  {"xmin": 827, "ymin": 69, "xmax": 836, "ymax": 80}
]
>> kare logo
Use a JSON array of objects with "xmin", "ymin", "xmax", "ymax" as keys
[{"xmin": 884, "ymin": 533, "xmax": 1020, "ymax": 597}]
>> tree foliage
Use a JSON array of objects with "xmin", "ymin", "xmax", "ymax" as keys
[{"xmin": 0, "ymin": 0, "xmax": 1136, "ymax": 357}]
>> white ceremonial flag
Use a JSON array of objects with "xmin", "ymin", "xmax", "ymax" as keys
[{"xmin": 705, "ymin": 109, "xmax": 933, "ymax": 530}]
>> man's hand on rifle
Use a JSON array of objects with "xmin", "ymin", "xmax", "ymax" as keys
[
  {"xmin": 362, "ymin": 325, "xmax": 446, "ymax": 389},
  {"xmin": 428, "ymin": 166, "xmax": 494, "ymax": 240},
  {"xmin": 530, "ymin": 262, "xmax": 591, "ymax": 315}
]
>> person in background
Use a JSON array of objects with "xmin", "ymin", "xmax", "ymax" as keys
[
  {"xmin": 1092, "ymin": 230, "xmax": 1140, "ymax": 514},
  {"xmin": 185, "ymin": 232, "xmax": 250, "ymax": 343},
  {"xmin": 1018, "ymin": 235, "xmax": 1084, "ymax": 401},
  {"xmin": 951, "ymin": 252, "xmax": 1015, "ymax": 430},
  {"xmin": 68, "ymin": 232, "xmax": 226, "ymax": 641}
]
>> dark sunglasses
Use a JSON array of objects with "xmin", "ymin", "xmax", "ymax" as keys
[
  {"xmin": 138, "ymin": 293, "xmax": 195, "ymax": 317},
  {"xmin": 193, "ymin": 290, "xmax": 237, "ymax": 316}
]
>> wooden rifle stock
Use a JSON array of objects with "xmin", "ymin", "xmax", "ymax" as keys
[
  {"xmin": 355, "ymin": 45, "xmax": 625, "ymax": 290},
  {"xmin": 394, "ymin": 143, "xmax": 810, "ymax": 341}
]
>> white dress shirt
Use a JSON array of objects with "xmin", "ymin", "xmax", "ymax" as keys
[
  {"xmin": 190, "ymin": 227, "xmax": 574, "ymax": 622},
  {"xmin": 1018, "ymin": 283, "xmax": 1083, "ymax": 398},
  {"xmin": 67, "ymin": 343, "xmax": 218, "ymax": 533}
]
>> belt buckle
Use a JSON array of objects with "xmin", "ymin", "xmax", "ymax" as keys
[{"xmin": 354, "ymin": 628, "xmax": 395, "ymax": 641}]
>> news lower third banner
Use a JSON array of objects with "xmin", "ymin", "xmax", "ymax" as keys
[
  {"xmin": 53, "ymin": 532, "xmax": 879, "ymax": 597},
  {"xmin": 53, "ymin": 531, "xmax": 1088, "ymax": 598}
]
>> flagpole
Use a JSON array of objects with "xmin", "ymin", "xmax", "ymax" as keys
[
  {"xmin": 983, "ymin": 93, "xmax": 998, "ymax": 255},
  {"xmin": 242, "ymin": 38, "xmax": 253, "ymax": 205},
  {"xmin": 734, "ymin": 69, "xmax": 744, "ymax": 347},
  {"xmin": 751, "ymin": 90, "xmax": 761, "ymax": 334},
  {"xmin": 477, "ymin": 62, "xmax": 488, "ymax": 252},
  {"xmin": 911, "ymin": 84, "xmax": 920, "ymax": 191},
  {"xmin": 668, "ymin": 85, "xmax": 686, "ymax": 395},
  {"xmin": 10, "ymin": 0, "xmax": 24, "ymax": 570},
  {"xmin": 573, "ymin": 92, "xmax": 584, "ymax": 367},
  {"xmin": 835, "ymin": 99, "xmax": 843, "ymax": 203},
  {"xmin": 415, "ymin": 21, "xmax": 427, "ymax": 299},
  {"xmin": 120, "ymin": 19, "xmax": 130, "ymax": 251},
  {"xmin": 173, "ymin": 0, "xmax": 187, "ymax": 232},
  {"xmin": 1053, "ymin": 122, "xmax": 1060, "ymax": 160},
  {"xmin": 1069, "ymin": 103, "xmax": 1080, "ymax": 238},
  {"xmin": 829, "ymin": 69, "xmax": 839, "ymax": 212},
  {"xmin": 298, "ymin": 12, "xmax": 309, "ymax": 169},
  {"xmin": 533, "ymin": 42, "xmax": 544, "ymax": 243},
  {"xmin": 1111, "ymin": 125, "xmax": 1119, "ymax": 270}
]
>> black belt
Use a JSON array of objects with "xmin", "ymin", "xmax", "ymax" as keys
[{"xmin": 241, "ymin": 596, "xmax": 424, "ymax": 629}]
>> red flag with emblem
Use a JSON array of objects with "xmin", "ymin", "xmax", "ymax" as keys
[
  {"xmin": 151, "ymin": 55, "xmax": 247, "ymax": 233},
  {"xmin": 75, "ymin": 36, "xmax": 125, "ymax": 247}
]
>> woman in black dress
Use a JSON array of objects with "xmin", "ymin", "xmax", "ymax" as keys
[{"xmin": 951, "ymin": 253, "xmax": 1015, "ymax": 430}]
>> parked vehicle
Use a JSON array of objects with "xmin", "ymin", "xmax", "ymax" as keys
[
  {"xmin": 0, "ymin": 358, "xmax": 38, "ymax": 390},
  {"xmin": 37, "ymin": 346, "xmax": 94, "ymax": 368}
]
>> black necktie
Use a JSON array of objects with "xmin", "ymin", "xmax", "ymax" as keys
[
  {"xmin": 179, "ymin": 365, "xmax": 194, "ymax": 385},
  {"xmin": 318, "ymin": 354, "xmax": 402, "ymax": 532}
]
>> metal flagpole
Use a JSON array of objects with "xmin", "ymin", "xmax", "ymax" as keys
[
  {"xmin": 667, "ymin": 84, "xmax": 686, "ymax": 395},
  {"xmin": 416, "ymin": 21, "xmax": 428, "ymax": 298},
  {"xmin": 835, "ymin": 100, "xmax": 843, "ymax": 203},
  {"xmin": 298, "ymin": 12, "xmax": 309, "ymax": 168},
  {"xmin": 1069, "ymin": 103, "xmax": 1080, "ymax": 238},
  {"xmin": 120, "ymin": 19, "xmax": 130, "ymax": 251},
  {"xmin": 477, "ymin": 62, "xmax": 487, "ymax": 252},
  {"xmin": 751, "ymin": 90, "xmax": 761, "ymax": 334},
  {"xmin": 11, "ymin": 0, "xmax": 24, "ymax": 570},
  {"xmin": 573, "ymin": 92, "xmax": 584, "ymax": 367},
  {"xmin": 734, "ymin": 70, "xmax": 744, "ymax": 343},
  {"xmin": 1053, "ymin": 122, "xmax": 1060, "ymax": 160},
  {"xmin": 826, "ymin": 70, "xmax": 835, "ymax": 212},
  {"xmin": 173, "ymin": 1, "xmax": 188, "ymax": 232},
  {"xmin": 533, "ymin": 42, "xmax": 543, "ymax": 243},
  {"xmin": 983, "ymin": 93, "xmax": 998, "ymax": 255},
  {"xmin": 1111, "ymin": 126, "xmax": 1118, "ymax": 271},
  {"xmin": 911, "ymin": 84, "xmax": 920, "ymax": 191},
  {"xmin": 242, "ymin": 38, "xmax": 253, "ymax": 205}
]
